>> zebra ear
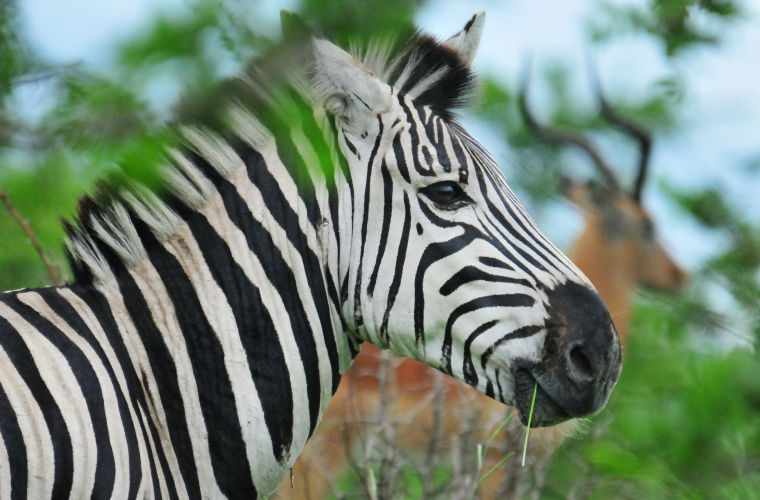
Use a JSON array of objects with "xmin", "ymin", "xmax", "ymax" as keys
[
  {"xmin": 442, "ymin": 11, "xmax": 486, "ymax": 68},
  {"xmin": 311, "ymin": 38, "xmax": 392, "ymax": 120}
]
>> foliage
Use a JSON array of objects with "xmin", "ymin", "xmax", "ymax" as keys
[
  {"xmin": 589, "ymin": 0, "xmax": 745, "ymax": 56},
  {"xmin": 1, "ymin": 0, "xmax": 759, "ymax": 499},
  {"xmin": 469, "ymin": 1, "xmax": 760, "ymax": 498},
  {"xmin": 543, "ymin": 287, "xmax": 760, "ymax": 499},
  {"xmin": 671, "ymin": 184, "xmax": 760, "ymax": 337},
  {"xmin": 476, "ymin": 62, "xmax": 679, "ymax": 203}
]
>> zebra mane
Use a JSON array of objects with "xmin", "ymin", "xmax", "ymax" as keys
[
  {"xmin": 64, "ymin": 109, "xmax": 271, "ymax": 286},
  {"xmin": 354, "ymin": 32, "xmax": 477, "ymax": 119},
  {"xmin": 63, "ymin": 29, "xmax": 475, "ymax": 286}
]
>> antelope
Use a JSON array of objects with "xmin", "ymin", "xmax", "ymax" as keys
[
  {"xmin": 276, "ymin": 71, "xmax": 686, "ymax": 500},
  {"xmin": 518, "ymin": 70, "xmax": 688, "ymax": 347}
]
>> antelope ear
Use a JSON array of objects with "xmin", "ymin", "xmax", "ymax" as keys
[
  {"xmin": 442, "ymin": 11, "xmax": 486, "ymax": 68},
  {"xmin": 565, "ymin": 179, "xmax": 615, "ymax": 211},
  {"xmin": 311, "ymin": 38, "xmax": 392, "ymax": 120},
  {"xmin": 563, "ymin": 178, "xmax": 594, "ymax": 211}
]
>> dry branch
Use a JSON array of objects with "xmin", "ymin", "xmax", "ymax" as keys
[{"xmin": 0, "ymin": 188, "xmax": 63, "ymax": 286}]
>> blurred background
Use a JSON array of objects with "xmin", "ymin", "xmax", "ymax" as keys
[{"xmin": 1, "ymin": 0, "xmax": 760, "ymax": 498}]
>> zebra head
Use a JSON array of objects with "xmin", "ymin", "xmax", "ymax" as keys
[{"xmin": 311, "ymin": 12, "xmax": 622, "ymax": 427}]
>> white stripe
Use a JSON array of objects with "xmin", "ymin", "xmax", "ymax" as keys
[
  {"xmin": 0, "ymin": 412, "xmax": 10, "ymax": 500},
  {"xmin": 97, "ymin": 284, "xmax": 189, "ymax": 498},
  {"xmin": 0, "ymin": 341, "xmax": 54, "ymax": 499},
  {"xmin": 58, "ymin": 288, "xmax": 150, "ymax": 498},
  {"xmin": 126, "ymin": 260, "xmax": 225, "ymax": 498},
  {"xmin": 227, "ymin": 165, "xmax": 335, "ymax": 413},
  {"xmin": 196, "ymin": 192, "xmax": 315, "ymax": 468},
  {"xmin": 441, "ymin": 122, "xmax": 462, "ymax": 172},
  {"xmin": 163, "ymin": 220, "xmax": 281, "ymax": 492},
  {"xmin": 234, "ymin": 127, "xmax": 323, "ymax": 274},
  {"xmin": 136, "ymin": 403, "xmax": 165, "ymax": 500},
  {"xmin": 25, "ymin": 290, "xmax": 131, "ymax": 498},
  {"xmin": 6, "ymin": 294, "xmax": 98, "ymax": 499},
  {"xmin": 59, "ymin": 287, "xmax": 153, "ymax": 500}
]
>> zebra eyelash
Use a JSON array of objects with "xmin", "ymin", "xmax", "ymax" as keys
[{"xmin": 418, "ymin": 180, "xmax": 473, "ymax": 210}]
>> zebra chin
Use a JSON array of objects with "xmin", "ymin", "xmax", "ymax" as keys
[{"xmin": 510, "ymin": 357, "xmax": 620, "ymax": 428}]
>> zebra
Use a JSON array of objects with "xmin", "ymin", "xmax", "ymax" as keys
[{"xmin": 0, "ymin": 11, "xmax": 621, "ymax": 499}]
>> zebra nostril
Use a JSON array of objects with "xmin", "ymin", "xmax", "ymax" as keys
[{"xmin": 568, "ymin": 345, "xmax": 594, "ymax": 380}]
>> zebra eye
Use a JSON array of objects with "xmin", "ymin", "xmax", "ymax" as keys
[{"xmin": 420, "ymin": 181, "xmax": 467, "ymax": 207}]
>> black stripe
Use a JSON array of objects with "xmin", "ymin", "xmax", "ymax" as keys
[
  {"xmin": 329, "ymin": 116, "xmax": 354, "ymax": 208},
  {"xmin": 70, "ymin": 285, "xmax": 172, "ymax": 500},
  {"xmin": 130, "ymin": 217, "xmax": 257, "ymax": 497},
  {"xmin": 182, "ymin": 204, "xmax": 294, "ymax": 465},
  {"xmin": 439, "ymin": 266, "xmax": 531, "ymax": 297},
  {"xmin": 425, "ymin": 116, "xmax": 451, "ymax": 173},
  {"xmin": 391, "ymin": 130, "xmax": 412, "ymax": 183},
  {"xmin": 14, "ymin": 293, "xmax": 118, "ymax": 493},
  {"xmin": 462, "ymin": 319, "xmax": 499, "ymax": 386},
  {"xmin": 400, "ymin": 98, "xmax": 435, "ymax": 177},
  {"xmin": 479, "ymin": 257, "xmax": 513, "ymax": 271},
  {"xmin": 353, "ymin": 115, "xmax": 385, "ymax": 328},
  {"xmin": 413, "ymin": 230, "xmax": 479, "ymax": 346},
  {"xmin": 46, "ymin": 288, "xmax": 142, "ymax": 499},
  {"xmin": 192, "ymin": 157, "xmax": 324, "ymax": 437},
  {"xmin": 451, "ymin": 135, "xmax": 469, "ymax": 184},
  {"xmin": 235, "ymin": 142, "xmax": 342, "ymax": 395},
  {"xmin": 344, "ymin": 136, "xmax": 358, "ymax": 157},
  {"xmin": 380, "ymin": 191, "xmax": 412, "ymax": 342},
  {"xmin": 256, "ymin": 104, "xmax": 323, "ymax": 229},
  {"xmin": 0, "ymin": 297, "xmax": 74, "ymax": 500},
  {"xmin": 482, "ymin": 162, "xmax": 565, "ymax": 270},
  {"xmin": 474, "ymin": 211, "xmax": 540, "ymax": 282},
  {"xmin": 367, "ymin": 159, "xmax": 393, "ymax": 297},
  {"xmin": 485, "ymin": 381, "xmax": 495, "ymax": 398},
  {"xmin": 462, "ymin": 319, "xmax": 499, "ymax": 387},
  {"xmin": 480, "ymin": 325, "xmax": 544, "ymax": 369},
  {"xmin": 472, "ymin": 159, "xmax": 553, "ymax": 274},
  {"xmin": 108, "ymin": 258, "xmax": 203, "ymax": 499},
  {"xmin": 415, "ymin": 194, "xmax": 468, "ymax": 229},
  {"xmin": 440, "ymin": 294, "xmax": 535, "ymax": 375},
  {"xmin": 0, "ymin": 344, "xmax": 27, "ymax": 500},
  {"xmin": 340, "ymin": 274, "xmax": 349, "ymax": 304},
  {"xmin": 292, "ymin": 92, "xmax": 336, "ymax": 188},
  {"xmin": 140, "ymin": 375, "xmax": 165, "ymax": 500},
  {"xmin": 495, "ymin": 369, "xmax": 505, "ymax": 403},
  {"xmin": 292, "ymin": 94, "xmax": 343, "ymax": 252}
]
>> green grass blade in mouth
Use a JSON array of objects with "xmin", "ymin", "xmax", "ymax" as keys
[{"xmin": 522, "ymin": 382, "xmax": 538, "ymax": 467}]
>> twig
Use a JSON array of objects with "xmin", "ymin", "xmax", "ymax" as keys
[
  {"xmin": 0, "ymin": 188, "xmax": 63, "ymax": 286},
  {"xmin": 469, "ymin": 413, "xmax": 515, "ymax": 500},
  {"xmin": 421, "ymin": 370, "xmax": 444, "ymax": 499},
  {"xmin": 12, "ymin": 62, "xmax": 81, "ymax": 86}
]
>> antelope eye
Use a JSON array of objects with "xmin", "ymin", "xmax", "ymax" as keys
[
  {"xmin": 420, "ymin": 181, "xmax": 467, "ymax": 206},
  {"xmin": 641, "ymin": 218, "xmax": 655, "ymax": 240}
]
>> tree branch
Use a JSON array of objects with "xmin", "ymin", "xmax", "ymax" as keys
[
  {"xmin": 0, "ymin": 188, "xmax": 63, "ymax": 286},
  {"xmin": 12, "ymin": 62, "xmax": 81, "ymax": 86}
]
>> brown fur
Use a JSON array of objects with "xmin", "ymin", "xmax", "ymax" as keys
[{"xmin": 566, "ymin": 182, "xmax": 687, "ymax": 347}]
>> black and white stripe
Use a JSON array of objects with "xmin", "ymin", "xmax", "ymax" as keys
[{"xmin": 0, "ymin": 11, "xmax": 620, "ymax": 499}]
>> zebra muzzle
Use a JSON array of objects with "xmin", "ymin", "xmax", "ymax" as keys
[{"xmin": 511, "ymin": 281, "xmax": 623, "ymax": 427}]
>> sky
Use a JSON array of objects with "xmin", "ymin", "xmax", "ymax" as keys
[{"xmin": 15, "ymin": 0, "xmax": 760, "ymax": 270}]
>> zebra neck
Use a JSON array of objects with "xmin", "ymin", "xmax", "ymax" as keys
[
  {"xmin": 229, "ymin": 105, "xmax": 363, "ymax": 366},
  {"xmin": 62, "ymin": 133, "xmax": 348, "ymax": 486}
]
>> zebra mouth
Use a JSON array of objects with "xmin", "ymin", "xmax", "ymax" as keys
[{"xmin": 513, "ymin": 367, "xmax": 572, "ymax": 427}]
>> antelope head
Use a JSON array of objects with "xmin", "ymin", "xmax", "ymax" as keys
[{"xmin": 519, "ymin": 71, "xmax": 688, "ymax": 346}]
